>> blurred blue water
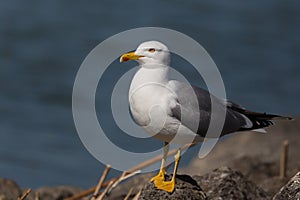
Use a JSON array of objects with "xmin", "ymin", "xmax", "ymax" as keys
[{"xmin": 0, "ymin": 0, "xmax": 299, "ymax": 189}]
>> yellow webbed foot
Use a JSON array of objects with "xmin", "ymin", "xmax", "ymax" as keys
[
  {"xmin": 155, "ymin": 179, "xmax": 175, "ymax": 193},
  {"xmin": 150, "ymin": 147, "xmax": 180, "ymax": 193},
  {"xmin": 150, "ymin": 169, "xmax": 165, "ymax": 184}
]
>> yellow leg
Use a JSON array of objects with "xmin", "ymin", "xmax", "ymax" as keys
[
  {"xmin": 150, "ymin": 142, "xmax": 169, "ymax": 184},
  {"xmin": 155, "ymin": 148, "xmax": 181, "ymax": 193}
]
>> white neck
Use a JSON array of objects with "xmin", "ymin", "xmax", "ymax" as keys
[{"xmin": 129, "ymin": 66, "xmax": 169, "ymax": 94}]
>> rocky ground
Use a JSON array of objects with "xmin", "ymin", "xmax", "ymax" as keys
[
  {"xmin": 182, "ymin": 117, "xmax": 300, "ymax": 196},
  {"xmin": 1, "ymin": 118, "xmax": 299, "ymax": 200}
]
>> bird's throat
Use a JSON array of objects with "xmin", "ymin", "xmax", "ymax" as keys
[{"xmin": 130, "ymin": 67, "xmax": 169, "ymax": 91}]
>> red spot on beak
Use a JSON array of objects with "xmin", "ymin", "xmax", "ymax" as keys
[{"xmin": 122, "ymin": 57, "xmax": 129, "ymax": 62}]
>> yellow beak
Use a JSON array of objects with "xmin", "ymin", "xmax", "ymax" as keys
[{"xmin": 120, "ymin": 52, "xmax": 143, "ymax": 62}]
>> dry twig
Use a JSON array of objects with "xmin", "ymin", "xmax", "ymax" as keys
[
  {"xmin": 280, "ymin": 140, "xmax": 289, "ymax": 179},
  {"xmin": 35, "ymin": 192, "xmax": 40, "ymax": 200},
  {"xmin": 132, "ymin": 188, "xmax": 142, "ymax": 200},
  {"xmin": 65, "ymin": 143, "xmax": 195, "ymax": 200},
  {"xmin": 96, "ymin": 180, "xmax": 114, "ymax": 200},
  {"xmin": 123, "ymin": 187, "xmax": 133, "ymax": 200},
  {"xmin": 91, "ymin": 165, "xmax": 111, "ymax": 200},
  {"xmin": 18, "ymin": 188, "xmax": 31, "ymax": 200},
  {"xmin": 107, "ymin": 170, "xmax": 141, "ymax": 194}
]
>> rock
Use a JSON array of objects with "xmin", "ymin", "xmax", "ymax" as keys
[
  {"xmin": 193, "ymin": 167, "xmax": 269, "ymax": 200},
  {"xmin": 138, "ymin": 174, "xmax": 206, "ymax": 200},
  {"xmin": 185, "ymin": 119, "xmax": 300, "ymax": 194},
  {"xmin": 259, "ymin": 176, "xmax": 289, "ymax": 197},
  {"xmin": 273, "ymin": 171, "xmax": 300, "ymax": 200},
  {"xmin": 36, "ymin": 185, "xmax": 82, "ymax": 200},
  {"xmin": 230, "ymin": 155, "xmax": 278, "ymax": 183},
  {"xmin": 0, "ymin": 178, "xmax": 22, "ymax": 200}
]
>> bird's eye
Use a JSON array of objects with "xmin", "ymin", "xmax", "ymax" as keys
[{"xmin": 148, "ymin": 48, "xmax": 156, "ymax": 53}]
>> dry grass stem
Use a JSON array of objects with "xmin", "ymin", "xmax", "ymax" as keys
[
  {"xmin": 280, "ymin": 140, "xmax": 289, "ymax": 179},
  {"xmin": 91, "ymin": 165, "xmax": 111, "ymax": 200},
  {"xmin": 18, "ymin": 188, "xmax": 31, "ymax": 200},
  {"xmin": 132, "ymin": 188, "xmax": 142, "ymax": 200},
  {"xmin": 107, "ymin": 170, "xmax": 141, "ymax": 194},
  {"xmin": 35, "ymin": 192, "xmax": 39, "ymax": 200},
  {"xmin": 123, "ymin": 187, "xmax": 133, "ymax": 200},
  {"xmin": 65, "ymin": 143, "xmax": 195, "ymax": 200},
  {"xmin": 96, "ymin": 180, "xmax": 114, "ymax": 200}
]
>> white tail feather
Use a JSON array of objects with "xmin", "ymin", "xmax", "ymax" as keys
[{"xmin": 252, "ymin": 128, "xmax": 267, "ymax": 133}]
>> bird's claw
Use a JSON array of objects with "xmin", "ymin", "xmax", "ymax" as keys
[
  {"xmin": 154, "ymin": 179, "xmax": 175, "ymax": 193},
  {"xmin": 150, "ymin": 169, "xmax": 165, "ymax": 183}
]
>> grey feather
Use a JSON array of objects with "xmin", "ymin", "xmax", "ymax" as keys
[{"xmin": 168, "ymin": 80, "xmax": 289, "ymax": 138}]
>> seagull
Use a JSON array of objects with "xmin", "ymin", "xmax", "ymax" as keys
[{"xmin": 120, "ymin": 41, "xmax": 292, "ymax": 193}]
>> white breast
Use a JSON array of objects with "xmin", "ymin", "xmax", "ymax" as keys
[{"xmin": 129, "ymin": 67, "xmax": 178, "ymax": 135}]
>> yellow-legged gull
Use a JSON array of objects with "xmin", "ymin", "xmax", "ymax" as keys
[{"xmin": 120, "ymin": 41, "xmax": 292, "ymax": 193}]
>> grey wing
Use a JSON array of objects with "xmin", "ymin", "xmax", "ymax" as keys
[{"xmin": 167, "ymin": 80, "xmax": 251, "ymax": 138}]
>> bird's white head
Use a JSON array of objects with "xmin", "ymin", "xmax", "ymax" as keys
[{"xmin": 120, "ymin": 41, "xmax": 170, "ymax": 67}]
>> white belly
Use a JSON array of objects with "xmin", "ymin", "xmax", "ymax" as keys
[
  {"xmin": 128, "ymin": 67, "xmax": 204, "ymax": 144},
  {"xmin": 129, "ymin": 84, "xmax": 171, "ymax": 127}
]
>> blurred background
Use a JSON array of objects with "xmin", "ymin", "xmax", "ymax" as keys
[{"xmin": 0, "ymin": 0, "xmax": 299, "ymax": 189}]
